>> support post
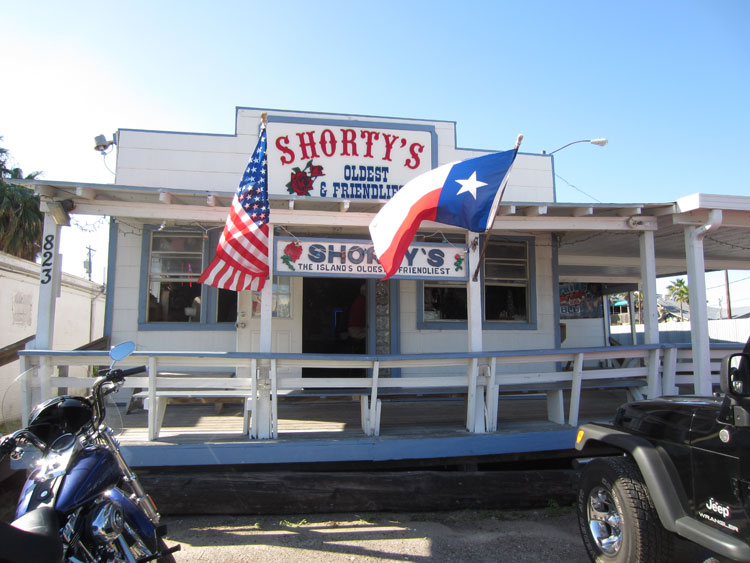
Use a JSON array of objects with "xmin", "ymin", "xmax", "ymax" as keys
[
  {"xmin": 254, "ymin": 226, "xmax": 275, "ymax": 439},
  {"xmin": 35, "ymin": 213, "xmax": 63, "ymax": 401},
  {"xmin": 639, "ymin": 232, "xmax": 659, "ymax": 346},
  {"xmin": 466, "ymin": 232, "xmax": 486, "ymax": 433},
  {"xmin": 568, "ymin": 353, "xmax": 584, "ymax": 427},
  {"xmin": 684, "ymin": 211, "xmax": 721, "ymax": 396},
  {"xmin": 639, "ymin": 231, "xmax": 662, "ymax": 398}
]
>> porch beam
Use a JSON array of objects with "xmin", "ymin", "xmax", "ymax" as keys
[
  {"xmin": 66, "ymin": 199, "xmax": 659, "ymax": 232},
  {"xmin": 559, "ymin": 253, "xmax": 749, "ymax": 272},
  {"xmin": 75, "ymin": 186, "xmax": 97, "ymax": 199}
]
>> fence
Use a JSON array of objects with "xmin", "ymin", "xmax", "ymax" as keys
[{"xmin": 17, "ymin": 343, "xmax": 743, "ymax": 442}]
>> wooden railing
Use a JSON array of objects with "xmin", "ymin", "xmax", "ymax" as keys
[
  {"xmin": 0, "ymin": 335, "xmax": 35, "ymax": 368},
  {"xmin": 17, "ymin": 343, "xmax": 743, "ymax": 441}
]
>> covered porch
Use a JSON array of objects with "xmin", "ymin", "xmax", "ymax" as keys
[
  {"xmin": 17, "ymin": 342, "xmax": 742, "ymax": 467},
  {"xmin": 11, "ymin": 176, "xmax": 750, "ymax": 467}
]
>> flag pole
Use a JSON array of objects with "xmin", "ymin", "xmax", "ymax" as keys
[{"xmin": 471, "ymin": 134, "xmax": 523, "ymax": 282}]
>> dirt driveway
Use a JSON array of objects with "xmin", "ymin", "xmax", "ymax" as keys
[
  {"xmin": 163, "ymin": 507, "xmax": 719, "ymax": 563},
  {"xmin": 162, "ymin": 508, "xmax": 589, "ymax": 562}
]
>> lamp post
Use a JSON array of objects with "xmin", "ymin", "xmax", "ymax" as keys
[{"xmin": 544, "ymin": 138, "xmax": 608, "ymax": 155}]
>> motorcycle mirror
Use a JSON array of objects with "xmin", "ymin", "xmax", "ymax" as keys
[{"xmin": 109, "ymin": 341, "xmax": 136, "ymax": 362}]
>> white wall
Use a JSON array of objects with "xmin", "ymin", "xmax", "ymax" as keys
[
  {"xmin": 611, "ymin": 319, "xmax": 750, "ymax": 345},
  {"xmin": 0, "ymin": 252, "xmax": 105, "ymax": 422},
  {"xmin": 115, "ymin": 108, "xmax": 555, "ymax": 202}
]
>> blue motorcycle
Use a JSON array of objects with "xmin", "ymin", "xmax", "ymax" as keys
[{"xmin": 0, "ymin": 342, "xmax": 179, "ymax": 562}]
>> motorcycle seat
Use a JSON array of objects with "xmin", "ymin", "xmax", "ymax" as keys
[{"xmin": 0, "ymin": 507, "xmax": 63, "ymax": 563}]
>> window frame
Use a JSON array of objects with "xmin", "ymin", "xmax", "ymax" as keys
[{"xmin": 138, "ymin": 225, "xmax": 227, "ymax": 331}]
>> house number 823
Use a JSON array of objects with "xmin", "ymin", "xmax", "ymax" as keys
[{"xmin": 40, "ymin": 234, "xmax": 55, "ymax": 285}]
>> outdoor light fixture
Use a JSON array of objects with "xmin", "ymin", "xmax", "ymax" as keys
[
  {"xmin": 544, "ymin": 138, "xmax": 609, "ymax": 155},
  {"xmin": 94, "ymin": 134, "xmax": 115, "ymax": 154},
  {"xmin": 47, "ymin": 199, "xmax": 76, "ymax": 226}
]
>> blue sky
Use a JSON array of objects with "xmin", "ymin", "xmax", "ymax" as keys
[{"xmin": 3, "ymin": 1, "xmax": 749, "ymax": 309}]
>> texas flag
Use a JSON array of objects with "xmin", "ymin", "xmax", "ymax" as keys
[{"xmin": 369, "ymin": 149, "xmax": 518, "ymax": 279}]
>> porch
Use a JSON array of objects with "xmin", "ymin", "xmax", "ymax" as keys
[{"xmin": 17, "ymin": 342, "xmax": 741, "ymax": 468}]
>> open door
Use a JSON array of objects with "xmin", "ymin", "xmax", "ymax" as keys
[{"xmin": 302, "ymin": 277, "xmax": 367, "ymax": 377}]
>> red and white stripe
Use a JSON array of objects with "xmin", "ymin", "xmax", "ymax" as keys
[{"xmin": 368, "ymin": 163, "xmax": 455, "ymax": 279}]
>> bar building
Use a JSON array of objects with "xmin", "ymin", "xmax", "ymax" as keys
[{"xmin": 19, "ymin": 108, "xmax": 750, "ymax": 467}]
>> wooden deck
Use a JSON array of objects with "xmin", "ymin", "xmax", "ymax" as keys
[{"xmin": 116, "ymin": 389, "xmax": 630, "ymax": 467}]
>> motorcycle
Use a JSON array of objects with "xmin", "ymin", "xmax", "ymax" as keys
[{"xmin": 0, "ymin": 342, "xmax": 179, "ymax": 562}]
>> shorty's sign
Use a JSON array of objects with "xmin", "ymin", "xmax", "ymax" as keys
[
  {"xmin": 267, "ymin": 121, "xmax": 433, "ymax": 200},
  {"xmin": 275, "ymin": 238, "xmax": 467, "ymax": 281}
]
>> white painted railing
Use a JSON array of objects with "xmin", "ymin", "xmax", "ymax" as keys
[{"xmin": 17, "ymin": 343, "xmax": 743, "ymax": 441}]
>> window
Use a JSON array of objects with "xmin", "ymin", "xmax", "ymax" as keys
[
  {"xmin": 423, "ymin": 283, "xmax": 467, "ymax": 321},
  {"xmin": 146, "ymin": 232, "xmax": 205, "ymax": 322},
  {"xmin": 420, "ymin": 237, "xmax": 532, "ymax": 327},
  {"xmin": 483, "ymin": 241, "xmax": 529, "ymax": 322},
  {"xmin": 252, "ymin": 276, "xmax": 292, "ymax": 318}
]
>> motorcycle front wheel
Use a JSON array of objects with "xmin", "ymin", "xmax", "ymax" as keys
[{"xmin": 112, "ymin": 524, "xmax": 176, "ymax": 563}]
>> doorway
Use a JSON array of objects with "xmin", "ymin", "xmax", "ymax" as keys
[{"xmin": 303, "ymin": 277, "xmax": 367, "ymax": 377}]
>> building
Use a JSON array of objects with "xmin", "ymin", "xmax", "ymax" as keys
[
  {"xmin": 15, "ymin": 108, "xmax": 750, "ymax": 467},
  {"xmin": 0, "ymin": 251, "xmax": 105, "ymax": 422}
]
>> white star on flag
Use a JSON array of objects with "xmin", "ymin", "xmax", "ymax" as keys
[{"xmin": 455, "ymin": 171, "xmax": 487, "ymax": 199}]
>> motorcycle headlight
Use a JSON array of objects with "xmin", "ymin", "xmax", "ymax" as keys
[{"xmin": 87, "ymin": 500, "xmax": 124, "ymax": 543}]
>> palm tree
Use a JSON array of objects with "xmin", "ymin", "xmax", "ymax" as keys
[
  {"xmin": 0, "ymin": 137, "xmax": 43, "ymax": 261},
  {"xmin": 666, "ymin": 278, "xmax": 690, "ymax": 321}
]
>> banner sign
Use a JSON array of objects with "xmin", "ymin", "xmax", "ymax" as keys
[
  {"xmin": 560, "ymin": 283, "xmax": 604, "ymax": 319},
  {"xmin": 267, "ymin": 121, "xmax": 433, "ymax": 200},
  {"xmin": 274, "ymin": 237, "xmax": 468, "ymax": 281}
]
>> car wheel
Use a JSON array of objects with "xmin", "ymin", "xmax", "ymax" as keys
[{"xmin": 577, "ymin": 456, "xmax": 673, "ymax": 562}]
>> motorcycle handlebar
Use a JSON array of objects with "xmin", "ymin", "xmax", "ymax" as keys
[
  {"xmin": 118, "ymin": 365, "xmax": 147, "ymax": 377},
  {"xmin": 0, "ymin": 429, "xmax": 46, "ymax": 457}
]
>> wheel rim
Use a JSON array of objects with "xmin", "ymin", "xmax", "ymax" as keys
[{"xmin": 587, "ymin": 485, "xmax": 622, "ymax": 556}]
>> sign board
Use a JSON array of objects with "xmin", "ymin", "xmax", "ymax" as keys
[
  {"xmin": 267, "ymin": 120, "xmax": 434, "ymax": 200},
  {"xmin": 274, "ymin": 237, "xmax": 468, "ymax": 281},
  {"xmin": 560, "ymin": 283, "xmax": 604, "ymax": 319}
]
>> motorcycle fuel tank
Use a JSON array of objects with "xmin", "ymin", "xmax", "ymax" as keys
[{"xmin": 55, "ymin": 447, "xmax": 122, "ymax": 513}]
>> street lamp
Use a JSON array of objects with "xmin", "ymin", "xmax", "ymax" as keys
[{"xmin": 544, "ymin": 138, "xmax": 608, "ymax": 155}]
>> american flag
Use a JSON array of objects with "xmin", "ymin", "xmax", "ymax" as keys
[{"xmin": 199, "ymin": 128, "xmax": 270, "ymax": 291}]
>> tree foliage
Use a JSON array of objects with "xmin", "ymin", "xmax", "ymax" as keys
[
  {"xmin": 0, "ymin": 138, "xmax": 43, "ymax": 260},
  {"xmin": 666, "ymin": 278, "xmax": 689, "ymax": 321}
]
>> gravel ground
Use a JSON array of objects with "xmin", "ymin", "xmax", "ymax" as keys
[
  {"xmin": 162, "ymin": 507, "xmax": 720, "ymax": 563},
  {"xmin": 161, "ymin": 508, "xmax": 590, "ymax": 562}
]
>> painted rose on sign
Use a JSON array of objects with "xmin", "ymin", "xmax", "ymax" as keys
[
  {"xmin": 286, "ymin": 160, "xmax": 324, "ymax": 196},
  {"xmin": 454, "ymin": 253, "xmax": 464, "ymax": 272},
  {"xmin": 281, "ymin": 241, "xmax": 303, "ymax": 270}
]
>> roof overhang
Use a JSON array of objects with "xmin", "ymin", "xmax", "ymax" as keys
[{"xmin": 16, "ymin": 179, "xmax": 750, "ymax": 283}]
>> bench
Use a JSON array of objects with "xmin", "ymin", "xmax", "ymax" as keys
[{"xmin": 127, "ymin": 372, "xmax": 253, "ymax": 440}]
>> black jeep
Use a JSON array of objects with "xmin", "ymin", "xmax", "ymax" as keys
[{"xmin": 575, "ymin": 340, "xmax": 750, "ymax": 562}]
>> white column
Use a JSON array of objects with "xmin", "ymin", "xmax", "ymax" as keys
[
  {"xmin": 35, "ymin": 213, "xmax": 63, "ymax": 401},
  {"xmin": 639, "ymin": 231, "xmax": 659, "ymax": 345},
  {"xmin": 35, "ymin": 213, "xmax": 63, "ymax": 349},
  {"xmin": 248, "ymin": 226, "xmax": 275, "ymax": 439},
  {"xmin": 684, "ymin": 211, "xmax": 721, "ymax": 396},
  {"xmin": 639, "ymin": 231, "xmax": 661, "ymax": 398},
  {"xmin": 466, "ymin": 233, "xmax": 483, "ymax": 353},
  {"xmin": 466, "ymin": 232, "xmax": 486, "ymax": 433}
]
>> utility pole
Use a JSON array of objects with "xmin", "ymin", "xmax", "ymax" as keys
[{"xmin": 725, "ymin": 270, "xmax": 733, "ymax": 319}]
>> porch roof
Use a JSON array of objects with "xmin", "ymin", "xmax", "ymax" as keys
[{"xmin": 16, "ymin": 179, "xmax": 750, "ymax": 282}]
